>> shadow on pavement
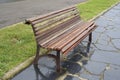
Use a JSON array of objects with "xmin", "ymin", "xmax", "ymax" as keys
[{"xmin": 33, "ymin": 44, "xmax": 90, "ymax": 80}]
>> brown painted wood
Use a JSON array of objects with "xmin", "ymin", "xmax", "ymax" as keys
[
  {"xmin": 36, "ymin": 16, "xmax": 80, "ymax": 43},
  {"xmin": 62, "ymin": 24, "xmax": 97, "ymax": 54},
  {"xmin": 43, "ymin": 21, "xmax": 86, "ymax": 48},
  {"xmin": 34, "ymin": 13, "xmax": 79, "ymax": 35},
  {"xmin": 32, "ymin": 9, "xmax": 78, "ymax": 26},
  {"xmin": 25, "ymin": 6, "xmax": 76, "ymax": 24},
  {"xmin": 41, "ymin": 21, "xmax": 85, "ymax": 48},
  {"xmin": 49, "ymin": 22, "xmax": 94, "ymax": 50}
]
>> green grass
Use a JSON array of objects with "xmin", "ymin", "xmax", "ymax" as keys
[
  {"xmin": 0, "ymin": 0, "xmax": 120, "ymax": 78},
  {"xmin": 0, "ymin": 23, "xmax": 36, "ymax": 77},
  {"xmin": 77, "ymin": 0, "xmax": 120, "ymax": 20}
]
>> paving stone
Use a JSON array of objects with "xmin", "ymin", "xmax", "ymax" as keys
[
  {"xmin": 65, "ymin": 46, "xmax": 83, "ymax": 60},
  {"xmin": 94, "ymin": 25, "xmax": 106, "ymax": 33},
  {"xmin": 66, "ymin": 50, "xmax": 76, "ymax": 59},
  {"xmin": 81, "ymin": 59, "xmax": 89, "ymax": 65},
  {"xmin": 93, "ymin": 32, "xmax": 117, "ymax": 49},
  {"xmin": 103, "ymin": 9, "xmax": 119, "ymax": 19},
  {"xmin": 112, "ymin": 23, "xmax": 120, "ymax": 30},
  {"xmin": 104, "ymin": 65, "xmax": 120, "ymax": 80},
  {"xmin": 111, "ymin": 39, "xmax": 120, "ymax": 50},
  {"xmin": 94, "ymin": 43, "xmax": 117, "ymax": 51},
  {"xmin": 105, "ymin": 25, "xmax": 120, "ymax": 31},
  {"xmin": 80, "ymin": 72, "xmax": 99, "ymax": 80},
  {"xmin": 83, "ymin": 61, "xmax": 106, "ymax": 74},
  {"xmin": 103, "ymin": 8, "xmax": 120, "ymax": 23},
  {"xmin": 62, "ymin": 61, "xmax": 82, "ymax": 74},
  {"xmin": 95, "ymin": 16, "xmax": 109, "ymax": 27},
  {"xmin": 91, "ymin": 50, "xmax": 120, "ymax": 65},
  {"xmin": 64, "ymin": 75, "xmax": 80, "ymax": 80},
  {"xmin": 106, "ymin": 30, "xmax": 120, "ymax": 39},
  {"xmin": 37, "ymin": 65, "xmax": 56, "ymax": 78},
  {"xmin": 78, "ymin": 68, "xmax": 85, "ymax": 74},
  {"xmin": 110, "ymin": 9, "xmax": 120, "ymax": 15},
  {"xmin": 12, "ymin": 63, "xmax": 58, "ymax": 80},
  {"xmin": 38, "ymin": 57, "xmax": 56, "ymax": 68},
  {"xmin": 12, "ymin": 65, "xmax": 36, "ymax": 80},
  {"xmin": 113, "ymin": 4, "xmax": 120, "ymax": 10},
  {"xmin": 36, "ymin": 59, "xmax": 59, "ymax": 80},
  {"xmin": 68, "ymin": 54, "xmax": 82, "ymax": 62},
  {"xmin": 105, "ymin": 25, "xmax": 116, "ymax": 31},
  {"xmin": 73, "ymin": 44, "xmax": 89, "ymax": 56},
  {"xmin": 92, "ymin": 32, "xmax": 101, "ymax": 43},
  {"xmin": 95, "ymin": 34, "xmax": 109, "ymax": 45},
  {"xmin": 111, "ymin": 17, "xmax": 120, "ymax": 25}
]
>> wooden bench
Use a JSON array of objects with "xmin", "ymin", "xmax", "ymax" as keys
[{"xmin": 25, "ymin": 6, "xmax": 97, "ymax": 72}]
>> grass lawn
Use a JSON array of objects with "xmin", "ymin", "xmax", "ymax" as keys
[
  {"xmin": 0, "ymin": 0, "xmax": 120, "ymax": 78},
  {"xmin": 77, "ymin": 0, "xmax": 120, "ymax": 20},
  {"xmin": 0, "ymin": 24, "xmax": 36, "ymax": 77}
]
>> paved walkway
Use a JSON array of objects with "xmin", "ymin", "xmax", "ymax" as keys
[
  {"xmin": 12, "ymin": 3, "xmax": 120, "ymax": 80},
  {"xmin": 0, "ymin": 0, "xmax": 86, "ymax": 28}
]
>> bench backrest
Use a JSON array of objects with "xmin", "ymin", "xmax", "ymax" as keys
[{"xmin": 25, "ymin": 6, "xmax": 81, "ymax": 43}]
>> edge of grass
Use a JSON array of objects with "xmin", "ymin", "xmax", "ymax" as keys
[{"xmin": 77, "ymin": 0, "xmax": 120, "ymax": 20}]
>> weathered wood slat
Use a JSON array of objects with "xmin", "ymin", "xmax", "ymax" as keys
[
  {"xmin": 62, "ymin": 24, "xmax": 97, "ymax": 54},
  {"xmin": 32, "ymin": 9, "xmax": 78, "ymax": 26},
  {"xmin": 49, "ymin": 22, "xmax": 94, "ymax": 50},
  {"xmin": 57, "ymin": 22, "xmax": 95, "ymax": 50},
  {"xmin": 41, "ymin": 21, "xmax": 85, "ymax": 48},
  {"xmin": 25, "ymin": 6, "xmax": 76, "ymax": 24},
  {"xmin": 34, "ymin": 13, "xmax": 79, "ymax": 35},
  {"xmin": 36, "ymin": 16, "xmax": 80, "ymax": 42}
]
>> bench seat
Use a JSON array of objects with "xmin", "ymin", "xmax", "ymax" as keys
[{"xmin": 40, "ymin": 21, "xmax": 96, "ymax": 54}]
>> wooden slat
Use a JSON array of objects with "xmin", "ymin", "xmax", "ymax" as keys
[
  {"xmin": 49, "ymin": 22, "xmax": 94, "ymax": 50},
  {"xmin": 57, "ymin": 22, "xmax": 95, "ymax": 50},
  {"xmin": 36, "ymin": 16, "xmax": 80, "ymax": 42},
  {"xmin": 32, "ymin": 9, "xmax": 78, "ymax": 25},
  {"xmin": 41, "ymin": 21, "xmax": 85, "ymax": 48},
  {"xmin": 25, "ymin": 6, "xmax": 76, "ymax": 24},
  {"xmin": 34, "ymin": 13, "xmax": 79, "ymax": 35},
  {"xmin": 62, "ymin": 24, "xmax": 97, "ymax": 54}
]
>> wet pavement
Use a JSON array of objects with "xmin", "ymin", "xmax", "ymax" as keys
[
  {"xmin": 0, "ymin": 0, "xmax": 86, "ymax": 28},
  {"xmin": 12, "ymin": 3, "xmax": 120, "ymax": 80}
]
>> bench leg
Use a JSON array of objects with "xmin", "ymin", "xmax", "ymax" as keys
[
  {"xmin": 86, "ymin": 32, "xmax": 92, "ymax": 53},
  {"xmin": 34, "ymin": 45, "xmax": 40, "ymax": 65},
  {"xmin": 34, "ymin": 65, "xmax": 39, "ymax": 80},
  {"xmin": 56, "ymin": 50, "xmax": 61, "ymax": 72},
  {"xmin": 33, "ymin": 46, "xmax": 61, "ymax": 73}
]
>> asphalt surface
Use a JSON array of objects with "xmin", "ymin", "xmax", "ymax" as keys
[{"xmin": 0, "ymin": 0, "xmax": 86, "ymax": 28}]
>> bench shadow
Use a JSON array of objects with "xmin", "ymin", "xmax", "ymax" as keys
[{"xmin": 33, "ymin": 44, "xmax": 91, "ymax": 80}]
